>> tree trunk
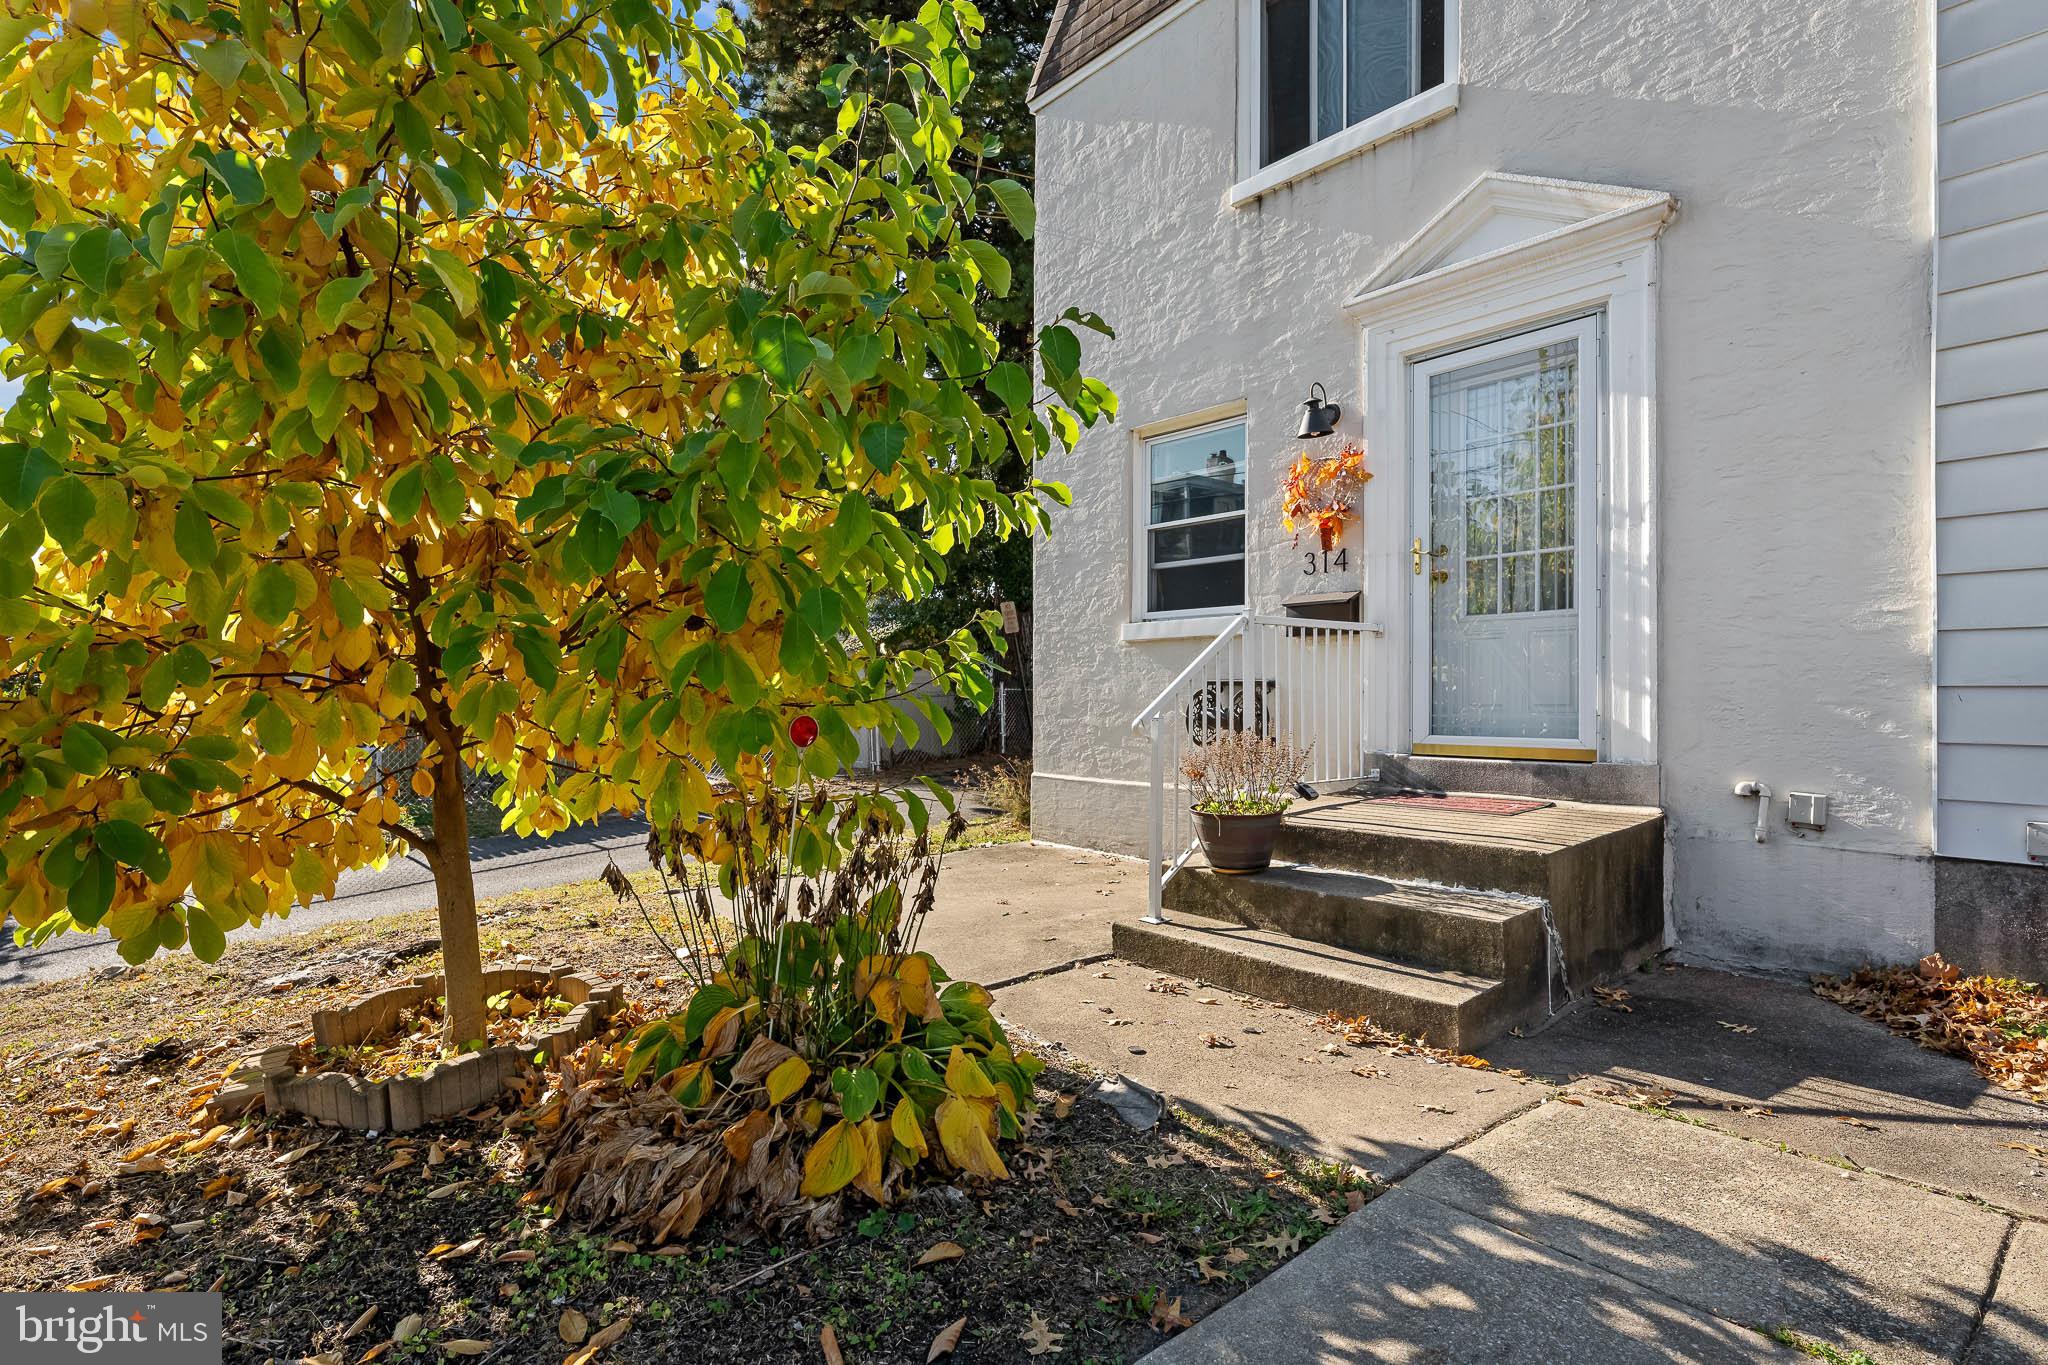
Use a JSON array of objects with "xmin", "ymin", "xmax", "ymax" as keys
[{"xmin": 428, "ymin": 748, "xmax": 487, "ymax": 1049}]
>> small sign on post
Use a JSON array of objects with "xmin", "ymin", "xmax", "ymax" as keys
[{"xmin": 999, "ymin": 599, "xmax": 1021, "ymax": 635}]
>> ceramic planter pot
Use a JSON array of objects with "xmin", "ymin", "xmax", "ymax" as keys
[{"xmin": 1192, "ymin": 808, "xmax": 1285, "ymax": 874}]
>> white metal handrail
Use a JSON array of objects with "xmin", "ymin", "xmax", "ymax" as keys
[{"xmin": 1131, "ymin": 612, "xmax": 1383, "ymax": 922}]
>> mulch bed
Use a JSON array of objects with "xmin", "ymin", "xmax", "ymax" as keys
[
  {"xmin": 1815, "ymin": 953, "xmax": 2048, "ymax": 1102},
  {"xmin": 2, "ymin": 867, "xmax": 1370, "ymax": 1364}
]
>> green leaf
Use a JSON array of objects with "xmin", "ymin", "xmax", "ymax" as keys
[
  {"xmin": 752, "ymin": 314, "xmax": 813, "ymax": 388},
  {"xmin": 38, "ymin": 474, "xmax": 95, "ymax": 548},
  {"xmin": 958, "ymin": 239, "xmax": 1012, "ymax": 297},
  {"xmin": 831, "ymin": 1065, "xmax": 883, "ymax": 1123},
  {"xmin": 186, "ymin": 907, "xmax": 227, "ymax": 963},
  {"xmin": 170, "ymin": 643, "xmax": 213, "ymax": 688},
  {"xmin": 68, "ymin": 849, "xmax": 117, "ymax": 927},
  {"xmin": 68, "ymin": 226, "xmax": 133, "ymax": 294},
  {"xmin": 426, "ymin": 0, "xmax": 466, "ymax": 46},
  {"xmin": 985, "ymin": 178, "xmax": 1035, "ymax": 239},
  {"xmin": 316, "ymin": 274, "xmax": 373, "ymax": 328},
  {"xmin": 985, "ymin": 360, "xmax": 1031, "ymax": 414},
  {"xmin": 173, "ymin": 497, "xmax": 217, "ymax": 570},
  {"xmin": 797, "ymin": 271, "xmax": 856, "ymax": 299},
  {"xmin": 60, "ymin": 725, "xmax": 109, "ymax": 775},
  {"xmin": 705, "ymin": 561, "xmax": 751, "ymax": 633},
  {"xmin": 384, "ymin": 463, "xmax": 425, "ymax": 522},
  {"xmin": 192, "ymin": 38, "xmax": 251, "ymax": 90},
  {"xmin": 200, "ymin": 147, "xmax": 265, "ymax": 205},
  {"xmin": 214, "ymin": 229, "xmax": 284, "ymax": 317},
  {"xmin": 720, "ymin": 374, "xmax": 768, "ymax": 441},
  {"xmin": 860, "ymin": 421, "xmax": 907, "ymax": 472},
  {"xmin": 248, "ymin": 562, "xmax": 298, "ymax": 625},
  {"xmin": 421, "ymin": 247, "xmax": 478, "ymax": 316},
  {"xmin": 0, "ymin": 444, "xmax": 60, "ymax": 510},
  {"xmin": 73, "ymin": 330, "xmax": 137, "ymax": 380},
  {"xmin": 595, "ymin": 28, "xmax": 637, "ymax": 123},
  {"xmin": 93, "ymin": 819, "xmax": 171, "ymax": 881},
  {"xmin": 1039, "ymin": 323, "xmax": 1081, "ymax": 378}
]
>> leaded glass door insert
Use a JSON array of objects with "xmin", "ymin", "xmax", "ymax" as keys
[{"xmin": 1411, "ymin": 320, "xmax": 1598, "ymax": 752}]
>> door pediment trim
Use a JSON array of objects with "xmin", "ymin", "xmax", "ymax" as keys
[{"xmin": 1347, "ymin": 173, "xmax": 1677, "ymax": 320}]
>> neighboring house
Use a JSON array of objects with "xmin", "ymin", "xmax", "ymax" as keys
[{"xmin": 1025, "ymin": 0, "xmax": 2048, "ymax": 996}]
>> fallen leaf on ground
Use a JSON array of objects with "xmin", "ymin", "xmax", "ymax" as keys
[
  {"xmin": 1150, "ymin": 1295, "xmax": 1195, "ymax": 1333},
  {"xmin": 915, "ymin": 1241, "xmax": 965, "ymax": 1266},
  {"xmin": 340, "ymin": 1307, "xmax": 378, "ymax": 1342},
  {"xmin": 1053, "ymin": 1198, "xmax": 1081, "ymax": 1218},
  {"xmin": 1021, "ymin": 1313, "xmax": 1066, "ymax": 1356},
  {"xmin": 558, "ymin": 1309, "xmax": 588, "ymax": 1345},
  {"xmin": 1718, "ymin": 1021, "xmax": 1757, "ymax": 1035},
  {"xmin": 820, "ymin": 1323, "xmax": 844, "ymax": 1365},
  {"xmin": 1198, "ymin": 1033, "xmax": 1234, "ymax": 1049},
  {"xmin": 1592, "ymin": 985, "xmax": 1633, "ymax": 1012},
  {"xmin": 927, "ymin": 1316, "xmax": 966, "ymax": 1361},
  {"xmin": 1196, "ymin": 1256, "xmax": 1228, "ymax": 1282},
  {"xmin": 1052, "ymin": 1094, "xmax": 1075, "ymax": 1120},
  {"xmin": 441, "ymin": 1341, "xmax": 491, "ymax": 1356},
  {"xmin": 1256, "ymin": 1231, "xmax": 1303, "ymax": 1257}
]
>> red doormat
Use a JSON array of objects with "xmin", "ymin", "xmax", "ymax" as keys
[{"xmin": 1364, "ymin": 794, "xmax": 1553, "ymax": 816}]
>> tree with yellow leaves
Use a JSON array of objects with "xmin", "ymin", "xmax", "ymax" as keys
[{"xmin": 0, "ymin": 0, "xmax": 1112, "ymax": 1043}]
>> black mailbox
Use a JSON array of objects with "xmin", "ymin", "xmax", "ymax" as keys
[{"xmin": 1281, "ymin": 590, "xmax": 1362, "ymax": 623}]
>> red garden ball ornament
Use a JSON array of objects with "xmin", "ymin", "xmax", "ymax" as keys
[{"xmin": 789, "ymin": 715, "xmax": 819, "ymax": 749}]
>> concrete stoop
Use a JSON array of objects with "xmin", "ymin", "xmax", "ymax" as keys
[{"xmin": 1115, "ymin": 793, "xmax": 1665, "ymax": 1051}]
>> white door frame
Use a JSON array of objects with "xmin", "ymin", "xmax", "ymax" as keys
[
  {"xmin": 1408, "ymin": 316, "xmax": 1602, "ymax": 757},
  {"xmin": 1344, "ymin": 174, "xmax": 1676, "ymax": 766}
]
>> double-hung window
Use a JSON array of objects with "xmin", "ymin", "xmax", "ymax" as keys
[
  {"xmin": 1142, "ymin": 420, "xmax": 1247, "ymax": 617},
  {"xmin": 1261, "ymin": 0, "xmax": 1448, "ymax": 167}
]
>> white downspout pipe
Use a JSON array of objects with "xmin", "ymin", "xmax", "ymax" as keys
[{"xmin": 1733, "ymin": 781, "xmax": 1772, "ymax": 843}]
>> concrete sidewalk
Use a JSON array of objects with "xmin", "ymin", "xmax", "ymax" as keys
[{"xmin": 991, "ymin": 958, "xmax": 2048, "ymax": 1363}]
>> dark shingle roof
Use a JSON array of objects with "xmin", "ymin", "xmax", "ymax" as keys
[{"xmin": 1031, "ymin": 0, "xmax": 1179, "ymax": 101}]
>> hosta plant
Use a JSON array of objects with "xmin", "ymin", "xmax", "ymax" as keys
[{"xmin": 528, "ymin": 788, "xmax": 1037, "ymax": 1242}]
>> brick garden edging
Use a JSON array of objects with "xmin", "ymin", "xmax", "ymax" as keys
[{"xmin": 208, "ymin": 965, "xmax": 623, "ymax": 1133}]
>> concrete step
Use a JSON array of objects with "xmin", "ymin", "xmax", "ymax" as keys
[
  {"xmin": 1277, "ymin": 810, "xmax": 1549, "ymax": 896},
  {"xmin": 1110, "ymin": 917, "xmax": 1514, "ymax": 1051},
  {"xmin": 1163, "ymin": 861, "xmax": 1547, "ymax": 981},
  {"xmin": 1272, "ymin": 796, "xmax": 1664, "ymax": 989}
]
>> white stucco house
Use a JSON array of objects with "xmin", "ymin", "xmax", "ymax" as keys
[{"xmin": 1024, "ymin": 0, "xmax": 2048, "ymax": 1010}]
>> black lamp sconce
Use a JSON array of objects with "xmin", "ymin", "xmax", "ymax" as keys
[{"xmin": 1296, "ymin": 383, "xmax": 1341, "ymax": 440}]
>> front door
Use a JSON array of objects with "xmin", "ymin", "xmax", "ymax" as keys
[{"xmin": 1410, "ymin": 318, "xmax": 1599, "ymax": 759}]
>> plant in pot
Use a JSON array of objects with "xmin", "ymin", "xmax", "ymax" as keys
[{"xmin": 1182, "ymin": 731, "xmax": 1314, "ymax": 874}]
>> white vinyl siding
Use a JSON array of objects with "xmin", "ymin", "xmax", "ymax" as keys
[{"xmin": 1936, "ymin": 0, "xmax": 2048, "ymax": 864}]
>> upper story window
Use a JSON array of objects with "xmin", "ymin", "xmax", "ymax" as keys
[
  {"xmin": 1142, "ymin": 420, "xmax": 1247, "ymax": 618},
  {"xmin": 1261, "ymin": 0, "xmax": 1448, "ymax": 167}
]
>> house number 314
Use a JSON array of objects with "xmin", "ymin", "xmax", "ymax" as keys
[{"xmin": 1302, "ymin": 548, "xmax": 1348, "ymax": 575}]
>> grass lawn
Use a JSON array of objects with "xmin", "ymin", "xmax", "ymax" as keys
[{"xmin": 2, "ymin": 835, "xmax": 1364, "ymax": 1363}]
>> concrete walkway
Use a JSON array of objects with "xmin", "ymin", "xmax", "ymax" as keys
[{"xmin": 982, "ymin": 937, "xmax": 2048, "ymax": 1363}]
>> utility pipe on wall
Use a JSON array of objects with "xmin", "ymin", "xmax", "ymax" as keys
[{"xmin": 1733, "ymin": 781, "xmax": 1772, "ymax": 843}]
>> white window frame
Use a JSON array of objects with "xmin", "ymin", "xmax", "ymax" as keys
[
  {"xmin": 1132, "ymin": 414, "xmax": 1251, "ymax": 624},
  {"xmin": 1232, "ymin": 0, "xmax": 1461, "ymax": 207}
]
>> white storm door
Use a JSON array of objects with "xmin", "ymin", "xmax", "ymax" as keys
[{"xmin": 1409, "ymin": 318, "xmax": 1599, "ymax": 757}]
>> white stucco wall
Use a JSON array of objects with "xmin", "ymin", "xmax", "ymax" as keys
[{"xmin": 1030, "ymin": 0, "xmax": 1937, "ymax": 971}]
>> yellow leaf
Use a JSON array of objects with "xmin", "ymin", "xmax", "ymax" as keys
[
  {"xmin": 798, "ymin": 1119, "xmax": 863, "ymax": 1197},
  {"xmin": 944, "ymin": 1046, "xmax": 997, "ymax": 1101},
  {"xmin": 890, "ymin": 1098, "xmax": 928, "ymax": 1161},
  {"xmin": 915, "ymin": 1240, "xmax": 965, "ymax": 1266},
  {"xmin": 765, "ymin": 1054, "xmax": 810, "ymax": 1105},
  {"xmin": 935, "ymin": 1096, "xmax": 1007, "ymax": 1180}
]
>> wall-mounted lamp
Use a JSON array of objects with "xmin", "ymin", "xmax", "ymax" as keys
[{"xmin": 1296, "ymin": 383, "xmax": 1341, "ymax": 440}]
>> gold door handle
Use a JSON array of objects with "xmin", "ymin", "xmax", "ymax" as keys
[
  {"xmin": 1413, "ymin": 539, "xmax": 1450, "ymax": 576},
  {"xmin": 1412, "ymin": 537, "xmax": 1424, "ymax": 575}
]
